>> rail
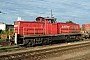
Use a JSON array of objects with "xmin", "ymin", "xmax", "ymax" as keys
[{"xmin": 0, "ymin": 40, "xmax": 90, "ymax": 60}]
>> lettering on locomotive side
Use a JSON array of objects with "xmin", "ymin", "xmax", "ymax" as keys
[{"xmin": 62, "ymin": 26, "xmax": 70, "ymax": 28}]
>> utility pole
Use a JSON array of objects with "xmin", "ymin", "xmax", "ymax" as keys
[{"xmin": 51, "ymin": 10, "xmax": 53, "ymax": 18}]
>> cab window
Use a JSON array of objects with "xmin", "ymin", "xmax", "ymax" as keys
[
  {"xmin": 37, "ymin": 19, "xmax": 40, "ymax": 22},
  {"xmin": 42, "ymin": 18, "xmax": 44, "ymax": 22}
]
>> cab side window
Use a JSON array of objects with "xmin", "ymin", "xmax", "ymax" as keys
[
  {"xmin": 37, "ymin": 19, "xmax": 40, "ymax": 22},
  {"xmin": 42, "ymin": 18, "xmax": 44, "ymax": 22}
]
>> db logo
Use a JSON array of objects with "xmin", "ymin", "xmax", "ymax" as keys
[{"xmin": 62, "ymin": 26, "xmax": 70, "ymax": 28}]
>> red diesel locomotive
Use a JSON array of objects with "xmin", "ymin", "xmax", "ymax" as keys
[{"xmin": 14, "ymin": 17, "xmax": 82, "ymax": 46}]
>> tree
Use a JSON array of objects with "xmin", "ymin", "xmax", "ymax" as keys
[{"xmin": 66, "ymin": 20, "xmax": 75, "ymax": 23}]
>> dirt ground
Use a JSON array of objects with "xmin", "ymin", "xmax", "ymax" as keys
[
  {"xmin": 0, "ymin": 40, "xmax": 90, "ymax": 60},
  {"xmin": 42, "ymin": 47, "xmax": 90, "ymax": 60}
]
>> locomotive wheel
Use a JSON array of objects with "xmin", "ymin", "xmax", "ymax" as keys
[
  {"xmin": 48, "ymin": 37, "xmax": 52, "ymax": 44},
  {"xmin": 65, "ymin": 36, "xmax": 70, "ymax": 42},
  {"xmin": 42, "ymin": 38, "xmax": 48, "ymax": 44},
  {"xmin": 30, "ymin": 39, "xmax": 36, "ymax": 46},
  {"xmin": 75, "ymin": 36, "xmax": 80, "ymax": 41},
  {"xmin": 23, "ymin": 39, "xmax": 29, "ymax": 45},
  {"xmin": 27, "ymin": 41, "xmax": 32, "ymax": 47},
  {"xmin": 46, "ymin": 38, "xmax": 50, "ymax": 44},
  {"xmin": 23, "ymin": 39, "xmax": 35, "ymax": 46}
]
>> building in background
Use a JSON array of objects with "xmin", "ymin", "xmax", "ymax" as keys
[{"xmin": 0, "ymin": 22, "xmax": 14, "ymax": 31}]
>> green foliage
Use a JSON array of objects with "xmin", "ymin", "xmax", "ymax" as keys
[
  {"xmin": 1, "ymin": 30, "xmax": 8, "ymax": 34},
  {"xmin": 1, "ymin": 29, "xmax": 14, "ymax": 34},
  {"xmin": 66, "ymin": 20, "xmax": 75, "ymax": 23},
  {"xmin": 0, "ymin": 29, "xmax": 14, "ymax": 40}
]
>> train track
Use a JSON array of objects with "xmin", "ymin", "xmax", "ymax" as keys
[{"xmin": 0, "ymin": 40, "xmax": 90, "ymax": 60}]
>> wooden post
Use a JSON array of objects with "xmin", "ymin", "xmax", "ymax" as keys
[{"xmin": 15, "ymin": 33, "xmax": 17, "ymax": 45}]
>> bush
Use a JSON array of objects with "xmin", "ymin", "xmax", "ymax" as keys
[{"xmin": 0, "ymin": 29, "xmax": 14, "ymax": 40}]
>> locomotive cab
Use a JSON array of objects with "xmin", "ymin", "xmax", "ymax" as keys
[
  {"xmin": 45, "ymin": 17, "xmax": 57, "ymax": 24},
  {"xmin": 36, "ymin": 17, "xmax": 57, "ymax": 24}
]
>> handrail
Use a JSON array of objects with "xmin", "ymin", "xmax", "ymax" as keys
[{"xmin": 23, "ymin": 27, "xmax": 44, "ymax": 35}]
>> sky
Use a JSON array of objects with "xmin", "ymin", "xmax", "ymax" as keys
[{"xmin": 0, "ymin": 0, "xmax": 90, "ymax": 26}]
